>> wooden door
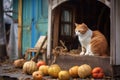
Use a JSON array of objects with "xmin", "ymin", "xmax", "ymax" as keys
[
  {"xmin": 22, "ymin": 0, "xmax": 32, "ymax": 54},
  {"xmin": 22, "ymin": 0, "xmax": 48, "ymax": 54},
  {"xmin": 31, "ymin": 0, "xmax": 48, "ymax": 48}
]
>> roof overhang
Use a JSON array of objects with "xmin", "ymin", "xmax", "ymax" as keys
[
  {"xmin": 51, "ymin": 0, "xmax": 111, "ymax": 9},
  {"xmin": 51, "ymin": 0, "xmax": 69, "ymax": 9}
]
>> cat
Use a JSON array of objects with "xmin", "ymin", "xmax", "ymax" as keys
[{"xmin": 75, "ymin": 23, "xmax": 108, "ymax": 56}]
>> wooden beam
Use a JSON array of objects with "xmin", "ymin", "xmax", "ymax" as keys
[
  {"xmin": 111, "ymin": 0, "xmax": 120, "ymax": 65},
  {"xmin": 53, "ymin": 7, "xmax": 60, "ymax": 48},
  {"xmin": 47, "ymin": 0, "xmax": 52, "ymax": 59},
  {"xmin": 18, "ymin": 0, "xmax": 22, "ymax": 58}
]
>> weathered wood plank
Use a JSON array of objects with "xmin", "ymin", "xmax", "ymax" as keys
[
  {"xmin": 0, "ymin": 64, "xmax": 32, "ymax": 80},
  {"xmin": 0, "ymin": 57, "xmax": 112, "ymax": 80},
  {"xmin": 18, "ymin": 0, "xmax": 22, "ymax": 58},
  {"xmin": 52, "ymin": 55, "xmax": 112, "ymax": 76}
]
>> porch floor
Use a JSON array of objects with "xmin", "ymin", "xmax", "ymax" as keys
[{"xmin": 0, "ymin": 56, "xmax": 113, "ymax": 80}]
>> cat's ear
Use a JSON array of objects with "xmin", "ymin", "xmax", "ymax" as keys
[
  {"xmin": 82, "ymin": 23, "xmax": 87, "ymax": 26},
  {"xmin": 75, "ymin": 23, "xmax": 78, "ymax": 27},
  {"xmin": 82, "ymin": 23, "xmax": 86, "ymax": 25}
]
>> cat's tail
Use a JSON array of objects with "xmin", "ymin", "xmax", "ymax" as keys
[
  {"xmin": 101, "ymin": 47, "xmax": 110, "ymax": 57},
  {"xmin": 101, "ymin": 53, "xmax": 108, "ymax": 57},
  {"xmin": 101, "ymin": 51, "xmax": 110, "ymax": 57}
]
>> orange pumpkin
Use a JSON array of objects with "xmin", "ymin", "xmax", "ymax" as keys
[
  {"xmin": 92, "ymin": 67, "xmax": 104, "ymax": 79},
  {"xmin": 32, "ymin": 71, "xmax": 43, "ymax": 80},
  {"xmin": 37, "ymin": 60, "xmax": 46, "ymax": 68},
  {"xmin": 13, "ymin": 59, "xmax": 26, "ymax": 68},
  {"xmin": 69, "ymin": 66, "xmax": 79, "ymax": 78}
]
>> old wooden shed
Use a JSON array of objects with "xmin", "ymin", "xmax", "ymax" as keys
[{"xmin": 1, "ymin": 0, "xmax": 120, "ymax": 79}]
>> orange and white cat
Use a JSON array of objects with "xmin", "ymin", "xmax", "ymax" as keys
[{"xmin": 75, "ymin": 23, "xmax": 108, "ymax": 56}]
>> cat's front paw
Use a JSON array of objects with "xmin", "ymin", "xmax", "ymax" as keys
[
  {"xmin": 84, "ymin": 52, "xmax": 89, "ymax": 56},
  {"xmin": 85, "ymin": 52, "xmax": 94, "ymax": 56},
  {"xmin": 80, "ymin": 52, "xmax": 85, "ymax": 55}
]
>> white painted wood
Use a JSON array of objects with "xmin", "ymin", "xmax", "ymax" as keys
[
  {"xmin": 110, "ymin": 0, "xmax": 116, "ymax": 65},
  {"xmin": 111, "ymin": 0, "xmax": 120, "ymax": 65},
  {"xmin": 47, "ymin": 0, "xmax": 69, "ymax": 59},
  {"xmin": 98, "ymin": 0, "xmax": 111, "ymax": 8},
  {"xmin": 51, "ymin": 0, "xmax": 68, "ymax": 9},
  {"xmin": 115, "ymin": 0, "xmax": 120, "ymax": 65},
  {"xmin": 47, "ymin": 0, "xmax": 52, "ymax": 59}
]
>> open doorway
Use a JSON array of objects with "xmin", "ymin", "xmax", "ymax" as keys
[{"xmin": 52, "ymin": 0, "xmax": 110, "ymax": 52}]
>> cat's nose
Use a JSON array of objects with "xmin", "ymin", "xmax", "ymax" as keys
[{"xmin": 75, "ymin": 32, "xmax": 78, "ymax": 36}]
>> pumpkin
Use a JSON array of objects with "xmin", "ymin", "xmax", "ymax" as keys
[
  {"xmin": 92, "ymin": 67, "xmax": 104, "ymax": 79},
  {"xmin": 23, "ymin": 60, "xmax": 37, "ymax": 74},
  {"xmin": 58, "ymin": 70, "xmax": 70, "ymax": 80},
  {"xmin": 39, "ymin": 65, "xmax": 49, "ymax": 76},
  {"xmin": 78, "ymin": 64, "xmax": 92, "ymax": 78},
  {"xmin": 13, "ymin": 59, "xmax": 26, "ymax": 68},
  {"xmin": 69, "ymin": 66, "xmax": 79, "ymax": 78},
  {"xmin": 37, "ymin": 60, "xmax": 46, "ymax": 68},
  {"xmin": 32, "ymin": 71, "xmax": 43, "ymax": 80},
  {"xmin": 50, "ymin": 64, "xmax": 60, "ymax": 67},
  {"xmin": 48, "ymin": 64, "xmax": 61, "ymax": 78}
]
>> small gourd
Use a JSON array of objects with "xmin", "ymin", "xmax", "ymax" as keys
[
  {"xmin": 23, "ymin": 60, "xmax": 37, "ymax": 74},
  {"xmin": 69, "ymin": 66, "xmax": 79, "ymax": 78},
  {"xmin": 78, "ymin": 64, "xmax": 92, "ymax": 78},
  {"xmin": 13, "ymin": 59, "xmax": 26, "ymax": 68},
  {"xmin": 39, "ymin": 65, "xmax": 49, "ymax": 76},
  {"xmin": 58, "ymin": 70, "xmax": 70, "ymax": 80},
  {"xmin": 48, "ymin": 64, "xmax": 61, "ymax": 78},
  {"xmin": 92, "ymin": 67, "xmax": 104, "ymax": 79},
  {"xmin": 32, "ymin": 71, "xmax": 43, "ymax": 80}
]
